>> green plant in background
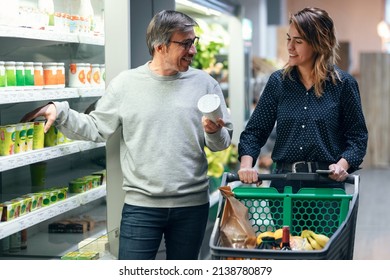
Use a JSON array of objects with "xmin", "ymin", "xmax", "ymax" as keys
[
  {"xmin": 192, "ymin": 40, "xmax": 224, "ymax": 70},
  {"xmin": 192, "ymin": 24, "xmax": 227, "ymax": 71},
  {"xmin": 205, "ymin": 144, "xmax": 238, "ymax": 178}
]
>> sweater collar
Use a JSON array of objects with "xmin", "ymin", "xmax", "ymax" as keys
[{"xmin": 144, "ymin": 61, "xmax": 183, "ymax": 81}]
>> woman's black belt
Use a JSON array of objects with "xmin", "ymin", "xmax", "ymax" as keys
[{"xmin": 275, "ymin": 161, "xmax": 331, "ymax": 173}]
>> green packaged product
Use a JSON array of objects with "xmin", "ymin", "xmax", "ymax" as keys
[
  {"xmin": 69, "ymin": 179, "xmax": 88, "ymax": 193},
  {"xmin": 44, "ymin": 126, "xmax": 58, "ymax": 147}
]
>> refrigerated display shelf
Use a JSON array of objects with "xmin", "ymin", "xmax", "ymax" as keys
[
  {"xmin": 0, "ymin": 88, "xmax": 104, "ymax": 105},
  {"xmin": 1, "ymin": 225, "xmax": 108, "ymax": 260},
  {"xmin": 0, "ymin": 141, "xmax": 105, "ymax": 172},
  {"xmin": 0, "ymin": 184, "xmax": 106, "ymax": 240},
  {"xmin": 0, "ymin": 25, "xmax": 104, "ymax": 45},
  {"xmin": 0, "ymin": 2, "xmax": 107, "ymax": 258}
]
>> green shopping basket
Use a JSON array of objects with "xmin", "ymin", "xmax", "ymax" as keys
[{"xmin": 209, "ymin": 172, "xmax": 359, "ymax": 260}]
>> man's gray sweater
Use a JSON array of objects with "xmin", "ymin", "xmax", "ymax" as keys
[{"xmin": 54, "ymin": 62, "xmax": 233, "ymax": 208}]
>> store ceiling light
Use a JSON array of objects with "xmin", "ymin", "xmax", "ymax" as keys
[
  {"xmin": 176, "ymin": 0, "xmax": 222, "ymax": 16},
  {"xmin": 377, "ymin": 20, "xmax": 390, "ymax": 51}
]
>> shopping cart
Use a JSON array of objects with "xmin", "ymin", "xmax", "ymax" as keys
[{"xmin": 209, "ymin": 171, "xmax": 359, "ymax": 260}]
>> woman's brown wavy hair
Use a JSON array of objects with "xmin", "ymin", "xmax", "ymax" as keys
[{"xmin": 283, "ymin": 7, "xmax": 340, "ymax": 97}]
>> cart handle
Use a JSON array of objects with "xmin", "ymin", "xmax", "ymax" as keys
[{"xmin": 224, "ymin": 171, "xmax": 356, "ymax": 185}]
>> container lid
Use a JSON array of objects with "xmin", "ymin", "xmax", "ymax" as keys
[{"xmin": 197, "ymin": 94, "xmax": 221, "ymax": 114}]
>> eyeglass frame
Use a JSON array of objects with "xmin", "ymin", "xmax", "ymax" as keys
[{"xmin": 169, "ymin": 36, "xmax": 199, "ymax": 50}]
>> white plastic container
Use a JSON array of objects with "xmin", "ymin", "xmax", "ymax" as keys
[
  {"xmin": 84, "ymin": 63, "xmax": 92, "ymax": 87},
  {"xmin": 68, "ymin": 63, "xmax": 87, "ymax": 88},
  {"xmin": 99, "ymin": 64, "xmax": 105, "ymax": 88},
  {"xmin": 90, "ymin": 64, "xmax": 100, "ymax": 87},
  {"xmin": 197, "ymin": 94, "xmax": 222, "ymax": 123},
  {"xmin": 57, "ymin": 62, "xmax": 65, "ymax": 88},
  {"xmin": 37, "ymin": 0, "xmax": 54, "ymax": 30},
  {"xmin": 79, "ymin": 0, "xmax": 94, "ymax": 32}
]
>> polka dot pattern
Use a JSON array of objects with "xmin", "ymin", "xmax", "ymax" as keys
[{"xmin": 238, "ymin": 66, "xmax": 368, "ymax": 171}]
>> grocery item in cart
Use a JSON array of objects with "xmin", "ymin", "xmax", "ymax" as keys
[{"xmin": 218, "ymin": 185, "xmax": 257, "ymax": 249}]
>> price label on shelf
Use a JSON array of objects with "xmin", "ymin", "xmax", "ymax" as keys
[{"xmin": 57, "ymin": 199, "xmax": 80, "ymax": 213}]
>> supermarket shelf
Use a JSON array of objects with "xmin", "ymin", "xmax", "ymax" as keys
[
  {"xmin": 77, "ymin": 87, "xmax": 105, "ymax": 98},
  {"xmin": 0, "ymin": 88, "xmax": 78, "ymax": 105},
  {"xmin": 1, "ymin": 225, "xmax": 108, "ymax": 260},
  {"xmin": 0, "ymin": 141, "xmax": 106, "ymax": 172},
  {"xmin": 0, "ymin": 185, "xmax": 107, "ymax": 240},
  {"xmin": 78, "ymin": 33, "xmax": 105, "ymax": 45},
  {"xmin": 0, "ymin": 25, "xmax": 104, "ymax": 45},
  {"xmin": 0, "ymin": 88, "xmax": 104, "ymax": 105}
]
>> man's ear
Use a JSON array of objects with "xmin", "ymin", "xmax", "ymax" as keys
[
  {"xmin": 156, "ymin": 43, "xmax": 168, "ymax": 54},
  {"xmin": 155, "ymin": 44, "xmax": 163, "ymax": 52}
]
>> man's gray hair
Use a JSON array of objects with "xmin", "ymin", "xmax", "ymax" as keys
[{"xmin": 146, "ymin": 10, "xmax": 198, "ymax": 56}]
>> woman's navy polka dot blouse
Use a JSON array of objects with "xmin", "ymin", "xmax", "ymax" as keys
[{"xmin": 238, "ymin": 66, "xmax": 368, "ymax": 172}]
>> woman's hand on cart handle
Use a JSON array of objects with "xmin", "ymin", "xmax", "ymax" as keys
[
  {"xmin": 238, "ymin": 155, "xmax": 262, "ymax": 186},
  {"xmin": 227, "ymin": 172, "xmax": 355, "ymax": 184},
  {"xmin": 328, "ymin": 161, "xmax": 349, "ymax": 182},
  {"xmin": 237, "ymin": 167, "xmax": 262, "ymax": 186},
  {"xmin": 316, "ymin": 170, "xmax": 355, "ymax": 184}
]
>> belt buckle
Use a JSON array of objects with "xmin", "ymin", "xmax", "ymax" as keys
[{"xmin": 292, "ymin": 161, "xmax": 312, "ymax": 173}]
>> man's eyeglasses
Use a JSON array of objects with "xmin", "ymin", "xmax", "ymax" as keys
[{"xmin": 169, "ymin": 36, "xmax": 199, "ymax": 50}]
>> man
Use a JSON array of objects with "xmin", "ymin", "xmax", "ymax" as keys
[{"xmin": 21, "ymin": 10, "xmax": 232, "ymax": 260}]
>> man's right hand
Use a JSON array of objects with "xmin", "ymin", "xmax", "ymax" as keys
[{"xmin": 20, "ymin": 103, "xmax": 57, "ymax": 133}]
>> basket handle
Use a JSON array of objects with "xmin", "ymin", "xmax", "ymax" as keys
[{"xmin": 224, "ymin": 172, "xmax": 356, "ymax": 185}]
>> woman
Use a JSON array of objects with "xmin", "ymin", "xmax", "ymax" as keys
[{"xmin": 237, "ymin": 7, "xmax": 368, "ymax": 192}]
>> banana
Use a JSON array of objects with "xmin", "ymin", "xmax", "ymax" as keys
[
  {"xmin": 303, "ymin": 238, "xmax": 313, "ymax": 250},
  {"xmin": 309, "ymin": 232, "xmax": 330, "ymax": 248},
  {"xmin": 273, "ymin": 228, "xmax": 283, "ymax": 240},
  {"xmin": 256, "ymin": 231, "xmax": 274, "ymax": 245},
  {"xmin": 300, "ymin": 229, "xmax": 310, "ymax": 239},
  {"xmin": 307, "ymin": 235, "xmax": 322, "ymax": 250},
  {"xmin": 258, "ymin": 231, "xmax": 274, "ymax": 239}
]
